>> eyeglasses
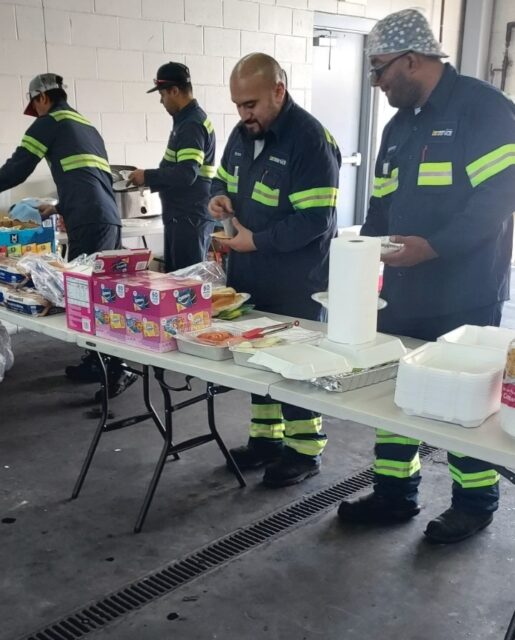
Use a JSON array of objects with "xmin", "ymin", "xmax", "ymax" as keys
[{"xmin": 368, "ymin": 51, "xmax": 411, "ymax": 82}]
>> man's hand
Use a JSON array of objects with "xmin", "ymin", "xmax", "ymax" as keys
[
  {"xmin": 382, "ymin": 235, "xmax": 438, "ymax": 267},
  {"xmin": 127, "ymin": 169, "xmax": 145, "ymax": 187},
  {"xmin": 217, "ymin": 218, "xmax": 256, "ymax": 252},
  {"xmin": 38, "ymin": 203, "xmax": 57, "ymax": 218},
  {"xmin": 208, "ymin": 195, "xmax": 233, "ymax": 220}
]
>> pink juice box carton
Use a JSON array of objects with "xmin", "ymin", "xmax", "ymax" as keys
[{"xmin": 127, "ymin": 274, "xmax": 212, "ymax": 317}]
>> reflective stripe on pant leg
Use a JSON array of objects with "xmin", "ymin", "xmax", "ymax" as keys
[
  {"xmin": 249, "ymin": 394, "xmax": 284, "ymax": 440},
  {"xmin": 448, "ymin": 452, "xmax": 500, "ymax": 512},
  {"xmin": 373, "ymin": 430, "xmax": 421, "ymax": 500},
  {"xmin": 282, "ymin": 404, "xmax": 327, "ymax": 457}
]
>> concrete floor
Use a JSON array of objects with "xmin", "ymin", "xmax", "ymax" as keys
[{"xmin": 1, "ymin": 331, "xmax": 515, "ymax": 640}]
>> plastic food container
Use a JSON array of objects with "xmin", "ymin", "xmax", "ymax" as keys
[
  {"xmin": 394, "ymin": 342, "xmax": 506, "ymax": 428},
  {"xmin": 437, "ymin": 324, "xmax": 515, "ymax": 352},
  {"xmin": 248, "ymin": 344, "xmax": 352, "ymax": 380}
]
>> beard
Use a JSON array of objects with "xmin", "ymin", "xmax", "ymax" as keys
[
  {"xmin": 386, "ymin": 76, "xmax": 423, "ymax": 109},
  {"xmin": 244, "ymin": 120, "xmax": 265, "ymax": 140}
]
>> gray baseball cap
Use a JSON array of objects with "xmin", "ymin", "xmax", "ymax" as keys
[
  {"xmin": 24, "ymin": 73, "xmax": 65, "ymax": 116},
  {"xmin": 366, "ymin": 9, "xmax": 448, "ymax": 58}
]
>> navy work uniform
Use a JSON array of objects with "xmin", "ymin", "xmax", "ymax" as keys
[
  {"xmin": 362, "ymin": 63, "xmax": 515, "ymax": 514},
  {"xmin": 0, "ymin": 101, "xmax": 121, "ymax": 261},
  {"xmin": 212, "ymin": 93, "xmax": 341, "ymax": 463},
  {"xmin": 144, "ymin": 100, "xmax": 216, "ymax": 272}
]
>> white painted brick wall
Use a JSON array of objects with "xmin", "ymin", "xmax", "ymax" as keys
[
  {"xmin": 164, "ymin": 23, "xmax": 203, "ymax": 55},
  {"xmin": 204, "ymin": 27, "xmax": 241, "ymax": 57},
  {"xmin": 120, "ymin": 17, "xmax": 163, "ymax": 52},
  {"xmin": 186, "ymin": 0, "xmax": 223, "ymax": 27},
  {"xmin": 260, "ymin": 4, "xmax": 293, "ymax": 35},
  {"xmin": 0, "ymin": 0, "xmax": 450, "ymax": 204}
]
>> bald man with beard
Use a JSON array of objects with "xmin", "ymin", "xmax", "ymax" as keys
[{"xmin": 209, "ymin": 53, "xmax": 341, "ymax": 487}]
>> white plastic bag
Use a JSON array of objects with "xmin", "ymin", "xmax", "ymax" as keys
[
  {"xmin": 170, "ymin": 261, "xmax": 226, "ymax": 287},
  {"xmin": 0, "ymin": 321, "xmax": 14, "ymax": 383}
]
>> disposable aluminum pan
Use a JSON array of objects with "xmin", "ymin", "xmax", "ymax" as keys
[
  {"xmin": 175, "ymin": 323, "xmax": 242, "ymax": 361},
  {"xmin": 311, "ymin": 362, "xmax": 399, "ymax": 392}
]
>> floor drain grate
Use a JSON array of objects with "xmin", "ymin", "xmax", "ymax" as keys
[{"xmin": 21, "ymin": 445, "xmax": 437, "ymax": 640}]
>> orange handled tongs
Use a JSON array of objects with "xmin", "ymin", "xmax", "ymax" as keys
[{"xmin": 241, "ymin": 320, "xmax": 300, "ymax": 340}]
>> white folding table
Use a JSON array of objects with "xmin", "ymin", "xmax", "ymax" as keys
[{"xmin": 3, "ymin": 307, "xmax": 515, "ymax": 530}]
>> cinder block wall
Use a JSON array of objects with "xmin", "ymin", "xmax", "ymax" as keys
[{"xmin": 0, "ymin": 0, "xmax": 441, "ymax": 201}]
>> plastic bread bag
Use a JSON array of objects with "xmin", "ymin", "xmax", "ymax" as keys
[
  {"xmin": 17, "ymin": 252, "xmax": 67, "ymax": 307},
  {"xmin": 0, "ymin": 321, "xmax": 14, "ymax": 383},
  {"xmin": 170, "ymin": 261, "xmax": 226, "ymax": 288}
]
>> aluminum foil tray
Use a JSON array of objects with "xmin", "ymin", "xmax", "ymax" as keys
[{"xmin": 311, "ymin": 362, "xmax": 398, "ymax": 392}]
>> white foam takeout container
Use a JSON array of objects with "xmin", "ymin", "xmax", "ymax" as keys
[
  {"xmin": 248, "ymin": 344, "xmax": 352, "ymax": 381},
  {"xmin": 394, "ymin": 341, "xmax": 506, "ymax": 428}
]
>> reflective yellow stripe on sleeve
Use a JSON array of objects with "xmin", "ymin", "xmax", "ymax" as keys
[
  {"xmin": 20, "ymin": 134, "xmax": 48, "ymax": 159},
  {"xmin": 203, "ymin": 118, "xmax": 214, "ymax": 134},
  {"xmin": 466, "ymin": 143, "xmax": 515, "ymax": 187},
  {"xmin": 177, "ymin": 148, "xmax": 205, "ymax": 164},
  {"xmin": 163, "ymin": 148, "xmax": 176, "ymax": 162},
  {"xmin": 199, "ymin": 165, "xmax": 216, "ymax": 178},
  {"xmin": 288, "ymin": 186, "xmax": 338, "ymax": 210},
  {"xmin": 60, "ymin": 153, "xmax": 111, "ymax": 173},
  {"xmin": 417, "ymin": 161, "xmax": 452, "ymax": 185}
]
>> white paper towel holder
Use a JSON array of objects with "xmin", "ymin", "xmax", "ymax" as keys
[{"xmin": 317, "ymin": 333, "xmax": 407, "ymax": 370}]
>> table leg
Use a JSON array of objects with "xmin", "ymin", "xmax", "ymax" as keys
[
  {"xmin": 71, "ymin": 352, "xmax": 109, "ymax": 500},
  {"xmin": 206, "ymin": 383, "xmax": 246, "ymax": 488}
]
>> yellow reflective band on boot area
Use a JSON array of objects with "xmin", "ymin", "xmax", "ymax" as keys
[
  {"xmin": 284, "ymin": 436, "xmax": 327, "ymax": 456},
  {"xmin": 374, "ymin": 454, "xmax": 421, "ymax": 479},
  {"xmin": 251, "ymin": 181, "xmax": 280, "ymax": 207},
  {"xmin": 60, "ymin": 154, "xmax": 111, "ymax": 173},
  {"xmin": 216, "ymin": 166, "xmax": 238, "ymax": 193},
  {"xmin": 249, "ymin": 422, "xmax": 285, "ymax": 439},
  {"xmin": 177, "ymin": 148, "xmax": 205, "ymax": 164},
  {"xmin": 372, "ymin": 168, "xmax": 398, "ymax": 198},
  {"xmin": 251, "ymin": 403, "xmax": 283, "ymax": 421},
  {"xmin": 20, "ymin": 134, "xmax": 48, "ymax": 159},
  {"xmin": 417, "ymin": 162, "xmax": 452, "ymax": 186},
  {"xmin": 448, "ymin": 464, "xmax": 500, "ymax": 489},
  {"xmin": 466, "ymin": 143, "xmax": 515, "ymax": 187},
  {"xmin": 375, "ymin": 429, "xmax": 421, "ymax": 446},
  {"xmin": 288, "ymin": 187, "xmax": 338, "ymax": 210},
  {"xmin": 284, "ymin": 417, "xmax": 323, "ymax": 436}
]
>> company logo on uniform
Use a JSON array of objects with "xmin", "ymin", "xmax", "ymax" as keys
[
  {"xmin": 234, "ymin": 151, "xmax": 242, "ymax": 157},
  {"xmin": 269, "ymin": 155, "xmax": 286, "ymax": 166},
  {"xmin": 432, "ymin": 129, "xmax": 453, "ymax": 137}
]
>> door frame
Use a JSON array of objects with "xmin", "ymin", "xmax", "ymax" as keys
[{"xmin": 313, "ymin": 12, "xmax": 376, "ymax": 224}]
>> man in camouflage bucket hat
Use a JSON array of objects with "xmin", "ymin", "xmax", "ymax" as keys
[{"xmin": 338, "ymin": 9, "xmax": 515, "ymax": 543}]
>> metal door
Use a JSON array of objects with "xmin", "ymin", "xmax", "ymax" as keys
[{"xmin": 311, "ymin": 30, "xmax": 365, "ymax": 227}]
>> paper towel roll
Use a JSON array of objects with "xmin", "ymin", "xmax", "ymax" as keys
[{"xmin": 327, "ymin": 234, "xmax": 381, "ymax": 345}]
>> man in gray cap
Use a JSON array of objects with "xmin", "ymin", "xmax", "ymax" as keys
[
  {"xmin": 0, "ymin": 73, "xmax": 136, "ymax": 399},
  {"xmin": 338, "ymin": 9, "xmax": 515, "ymax": 543}
]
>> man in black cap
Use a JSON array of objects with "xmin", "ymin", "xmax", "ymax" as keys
[
  {"xmin": 0, "ymin": 72, "xmax": 136, "ymax": 400},
  {"xmin": 129, "ymin": 62, "xmax": 216, "ymax": 272}
]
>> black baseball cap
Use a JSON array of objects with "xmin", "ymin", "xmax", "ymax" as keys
[{"xmin": 147, "ymin": 62, "xmax": 191, "ymax": 93}]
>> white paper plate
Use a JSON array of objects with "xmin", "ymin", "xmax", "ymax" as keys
[
  {"xmin": 212, "ymin": 292, "xmax": 250, "ymax": 317},
  {"xmin": 312, "ymin": 291, "xmax": 387, "ymax": 311}
]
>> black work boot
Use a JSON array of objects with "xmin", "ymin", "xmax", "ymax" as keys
[
  {"xmin": 337, "ymin": 492, "xmax": 420, "ymax": 524},
  {"xmin": 262, "ymin": 448, "xmax": 320, "ymax": 487},
  {"xmin": 228, "ymin": 439, "xmax": 284, "ymax": 471},
  {"xmin": 94, "ymin": 364, "xmax": 138, "ymax": 402},
  {"xmin": 424, "ymin": 507, "xmax": 493, "ymax": 544},
  {"xmin": 65, "ymin": 352, "xmax": 102, "ymax": 383}
]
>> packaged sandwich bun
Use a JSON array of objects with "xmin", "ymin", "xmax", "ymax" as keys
[{"xmin": 212, "ymin": 286, "xmax": 237, "ymax": 311}]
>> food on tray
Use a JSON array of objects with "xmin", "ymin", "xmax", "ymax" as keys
[
  {"xmin": 235, "ymin": 336, "xmax": 284, "ymax": 351},
  {"xmin": 212, "ymin": 286, "xmax": 237, "ymax": 311},
  {"xmin": 194, "ymin": 329, "xmax": 244, "ymax": 347}
]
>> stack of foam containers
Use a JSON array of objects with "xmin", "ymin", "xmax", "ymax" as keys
[{"xmin": 394, "ymin": 325, "xmax": 515, "ymax": 428}]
